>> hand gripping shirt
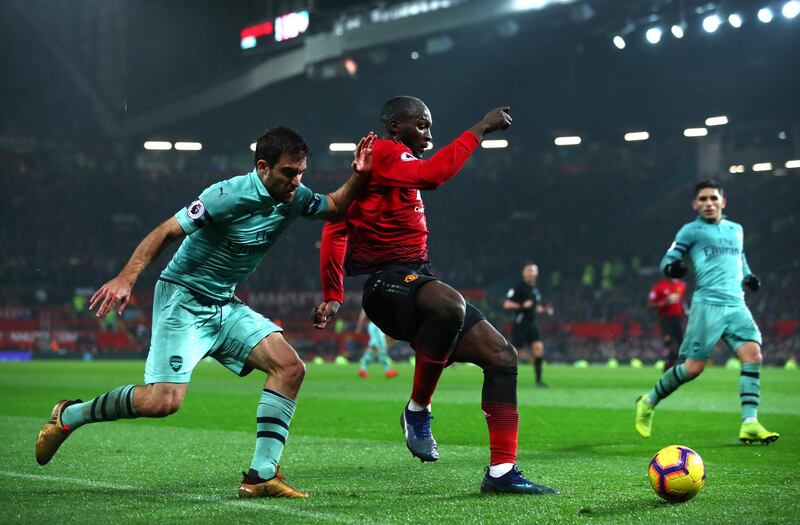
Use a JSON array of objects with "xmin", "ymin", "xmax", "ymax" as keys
[
  {"xmin": 161, "ymin": 169, "xmax": 328, "ymax": 301},
  {"xmin": 660, "ymin": 217, "xmax": 752, "ymax": 306}
]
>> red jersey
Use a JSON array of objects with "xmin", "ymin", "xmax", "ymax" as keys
[
  {"xmin": 320, "ymin": 131, "xmax": 480, "ymax": 302},
  {"xmin": 648, "ymin": 278, "xmax": 687, "ymax": 318}
]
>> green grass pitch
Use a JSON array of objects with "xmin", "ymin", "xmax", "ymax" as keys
[{"xmin": 2, "ymin": 360, "xmax": 798, "ymax": 524}]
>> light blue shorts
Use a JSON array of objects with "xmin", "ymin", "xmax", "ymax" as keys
[
  {"xmin": 144, "ymin": 280, "xmax": 282, "ymax": 383},
  {"xmin": 367, "ymin": 322, "xmax": 388, "ymax": 352},
  {"xmin": 679, "ymin": 301, "xmax": 762, "ymax": 361}
]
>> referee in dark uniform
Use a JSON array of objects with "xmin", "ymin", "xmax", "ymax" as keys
[{"xmin": 504, "ymin": 263, "xmax": 554, "ymax": 388}]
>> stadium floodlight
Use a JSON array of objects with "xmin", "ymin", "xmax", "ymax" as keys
[
  {"xmin": 728, "ymin": 13, "xmax": 743, "ymax": 28},
  {"xmin": 645, "ymin": 27, "xmax": 663, "ymax": 44},
  {"xmin": 683, "ymin": 127, "xmax": 708, "ymax": 137},
  {"xmin": 144, "ymin": 141, "xmax": 172, "ymax": 151},
  {"xmin": 174, "ymin": 142, "xmax": 202, "ymax": 151},
  {"xmin": 624, "ymin": 131, "xmax": 650, "ymax": 142},
  {"xmin": 481, "ymin": 139, "xmax": 508, "ymax": 149},
  {"xmin": 613, "ymin": 35, "xmax": 626, "ymax": 49},
  {"xmin": 728, "ymin": 164, "xmax": 746, "ymax": 174},
  {"xmin": 410, "ymin": 51, "xmax": 420, "ymax": 60},
  {"xmin": 250, "ymin": 143, "xmax": 256, "ymax": 152},
  {"xmin": 785, "ymin": 160, "xmax": 800, "ymax": 168},
  {"xmin": 554, "ymin": 136, "xmax": 581, "ymax": 146},
  {"xmin": 329, "ymin": 142, "xmax": 357, "ymax": 152},
  {"xmin": 752, "ymin": 162, "xmax": 772, "ymax": 172},
  {"xmin": 513, "ymin": 0, "xmax": 547, "ymax": 10},
  {"xmin": 671, "ymin": 23, "xmax": 686, "ymax": 38},
  {"xmin": 705, "ymin": 116, "xmax": 728, "ymax": 126},
  {"xmin": 783, "ymin": 1, "xmax": 800, "ymax": 19},
  {"xmin": 758, "ymin": 7, "xmax": 774, "ymax": 23},
  {"xmin": 702, "ymin": 14, "xmax": 722, "ymax": 32}
]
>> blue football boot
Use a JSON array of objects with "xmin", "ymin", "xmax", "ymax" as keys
[
  {"xmin": 480, "ymin": 465, "xmax": 559, "ymax": 495},
  {"xmin": 400, "ymin": 406, "xmax": 439, "ymax": 462}
]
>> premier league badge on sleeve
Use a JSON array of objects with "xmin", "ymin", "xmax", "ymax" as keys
[
  {"xmin": 187, "ymin": 200, "xmax": 205, "ymax": 219},
  {"xmin": 306, "ymin": 193, "xmax": 322, "ymax": 215}
]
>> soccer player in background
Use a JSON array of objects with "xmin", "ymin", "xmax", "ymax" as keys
[
  {"xmin": 312, "ymin": 96, "xmax": 558, "ymax": 494},
  {"xmin": 647, "ymin": 276, "xmax": 687, "ymax": 371},
  {"xmin": 635, "ymin": 180, "xmax": 779, "ymax": 444},
  {"xmin": 35, "ymin": 128, "xmax": 375, "ymax": 498},
  {"xmin": 356, "ymin": 309, "xmax": 398, "ymax": 379},
  {"xmin": 504, "ymin": 263, "xmax": 554, "ymax": 388}
]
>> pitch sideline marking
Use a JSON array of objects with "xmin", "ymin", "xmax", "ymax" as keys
[{"xmin": 0, "ymin": 470, "xmax": 348, "ymax": 523}]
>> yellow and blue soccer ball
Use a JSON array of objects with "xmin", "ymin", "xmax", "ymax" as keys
[{"xmin": 648, "ymin": 445, "xmax": 706, "ymax": 503}]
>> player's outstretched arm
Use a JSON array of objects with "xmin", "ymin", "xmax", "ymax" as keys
[
  {"xmin": 320, "ymin": 132, "xmax": 375, "ymax": 221},
  {"xmin": 90, "ymin": 217, "xmax": 185, "ymax": 318},
  {"xmin": 740, "ymin": 250, "xmax": 760, "ymax": 291},
  {"xmin": 313, "ymin": 221, "xmax": 348, "ymax": 329},
  {"xmin": 660, "ymin": 225, "xmax": 693, "ymax": 278},
  {"xmin": 663, "ymin": 260, "xmax": 688, "ymax": 279},
  {"xmin": 373, "ymin": 106, "xmax": 511, "ymax": 190},
  {"xmin": 311, "ymin": 300, "xmax": 341, "ymax": 329},
  {"xmin": 468, "ymin": 107, "xmax": 512, "ymax": 140}
]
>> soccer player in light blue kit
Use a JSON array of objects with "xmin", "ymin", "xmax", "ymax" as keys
[
  {"xmin": 35, "ymin": 127, "xmax": 376, "ymax": 498},
  {"xmin": 635, "ymin": 180, "xmax": 779, "ymax": 444},
  {"xmin": 356, "ymin": 309, "xmax": 397, "ymax": 379}
]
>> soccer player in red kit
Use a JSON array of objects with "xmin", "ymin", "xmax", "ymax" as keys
[
  {"xmin": 648, "ymin": 277, "xmax": 687, "ymax": 371},
  {"xmin": 312, "ymin": 96, "xmax": 557, "ymax": 495}
]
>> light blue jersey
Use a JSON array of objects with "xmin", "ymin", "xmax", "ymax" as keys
[
  {"xmin": 161, "ymin": 169, "xmax": 328, "ymax": 301},
  {"xmin": 660, "ymin": 217, "xmax": 752, "ymax": 306}
]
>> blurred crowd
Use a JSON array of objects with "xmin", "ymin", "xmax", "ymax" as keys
[{"xmin": 2, "ymin": 135, "xmax": 798, "ymax": 364}]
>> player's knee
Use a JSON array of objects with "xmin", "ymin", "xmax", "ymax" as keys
[
  {"xmin": 684, "ymin": 360, "xmax": 705, "ymax": 378},
  {"xmin": 281, "ymin": 356, "xmax": 306, "ymax": 387},
  {"xmin": 148, "ymin": 394, "xmax": 183, "ymax": 417},
  {"xmin": 739, "ymin": 343, "xmax": 762, "ymax": 364},
  {"xmin": 483, "ymin": 338, "xmax": 518, "ymax": 368},
  {"xmin": 159, "ymin": 401, "xmax": 182, "ymax": 417},
  {"xmin": 502, "ymin": 341, "xmax": 519, "ymax": 366},
  {"xmin": 436, "ymin": 296, "xmax": 466, "ymax": 330}
]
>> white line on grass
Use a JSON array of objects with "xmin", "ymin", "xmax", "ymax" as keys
[
  {"xmin": 0, "ymin": 471, "xmax": 348, "ymax": 523},
  {"xmin": 0, "ymin": 470, "xmax": 140, "ymax": 490}
]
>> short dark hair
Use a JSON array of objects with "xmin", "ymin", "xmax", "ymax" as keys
[
  {"xmin": 695, "ymin": 179, "xmax": 723, "ymax": 197},
  {"xmin": 381, "ymin": 96, "xmax": 425, "ymax": 130},
  {"xmin": 254, "ymin": 126, "xmax": 310, "ymax": 168}
]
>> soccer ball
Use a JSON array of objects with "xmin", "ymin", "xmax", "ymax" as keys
[{"xmin": 648, "ymin": 445, "xmax": 706, "ymax": 503}]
